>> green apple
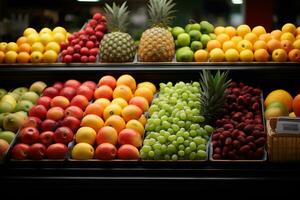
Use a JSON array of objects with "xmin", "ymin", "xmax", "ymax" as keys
[
  {"xmin": 209, "ymin": 33, "xmax": 217, "ymax": 40},
  {"xmin": 190, "ymin": 23, "xmax": 201, "ymax": 31},
  {"xmin": 171, "ymin": 26, "xmax": 185, "ymax": 39},
  {"xmin": 0, "ymin": 88, "xmax": 7, "ymax": 99},
  {"xmin": 3, "ymin": 113, "xmax": 25, "ymax": 132},
  {"xmin": 0, "ymin": 130, "xmax": 15, "ymax": 144},
  {"xmin": 200, "ymin": 21, "xmax": 214, "ymax": 34},
  {"xmin": 175, "ymin": 40, "xmax": 180, "ymax": 49},
  {"xmin": 177, "ymin": 33, "xmax": 190, "ymax": 47},
  {"xmin": 176, "ymin": 47, "xmax": 194, "ymax": 62},
  {"xmin": 9, "ymin": 92, "xmax": 20, "ymax": 101},
  {"xmin": 0, "ymin": 113, "xmax": 9, "ymax": 128},
  {"xmin": 189, "ymin": 30, "xmax": 202, "ymax": 41},
  {"xmin": 12, "ymin": 87, "xmax": 28, "ymax": 95},
  {"xmin": 14, "ymin": 111, "xmax": 28, "ymax": 122},
  {"xmin": 29, "ymin": 81, "xmax": 47, "ymax": 95},
  {"xmin": 190, "ymin": 41, "xmax": 203, "ymax": 52},
  {"xmin": 20, "ymin": 91, "xmax": 39, "ymax": 104},
  {"xmin": 14, "ymin": 100, "xmax": 34, "ymax": 112},
  {"xmin": 185, "ymin": 24, "xmax": 192, "ymax": 33},
  {"xmin": 200, "ymin": 34, "xmax": 211, "ymax": 48},
  {"xmin": 0, "ymin": 102, "xmax": 14, "ymax": 113}
]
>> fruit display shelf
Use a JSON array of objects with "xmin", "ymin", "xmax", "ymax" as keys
[{"xmin": 1, "ymin": 63, "xmax": 300, "ymax": 195}]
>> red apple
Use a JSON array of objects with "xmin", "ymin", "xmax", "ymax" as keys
[
  {"xmin": 52, "ymin": 82, "xmax": 64, "ymax": 91},
  {"xmin": 74, "ymin": 44, "xmax": 81, "ymax": 53},
  {"xmin": 37, "ymin": 96, "xmax": 52, "ymax": 109},
  {"xmin": 80, "ymin": 47, "xmax": 89, "ymax": 55},
  {"xmin": 117, "ymin": 144, "xmax": 139, "ymax": 160},
  {"xmin": 61, "ymin": 116, "xmax": 81, "ymax": 132},
  {"xmin": 89, "ymin": 35, "xmax": 97, "ymax": 42},
  {"xmin": 85, "ymin": 27, "xmax": 94, "ymax": 35},
  {"xmin": 81, "ymin": 56, "xmax": 88, "ymax": 63},
  {"xmin": 64, "ymin": 106, "xmax": 83, "ymax": 120},
  {"xmin": 95, "ymin": 31, "xmax": 104, "ymax": 40},
  {"xmin": 95, "ymin": 143, "xmax": 117, "ymax": 160},
  {"xmin": 89, "ymin": 48, "xmax": 98, "ymax": 56},
  {"xmin": 76, "ymin": 85, "xmax": 94, "ymax": 101},
  {"xmin": 46, "ymin": 107, "xmax": 64, "ymax": 121},
  {"xmin": 70, "ymin": 95, "xmax": 89, "ymax": 110},
  {"xmin": 11, "ymin": 143, "xmax": 30, "ymax": 160},
  {"xmin": 86, "ymin": 41, "xmax": 94, "ymax": 49},
  {"xmin": 60, "ymin": 42, "xmax": 68, "ymax": 50},
  {"xmin": 72, "ymin": 53, "xmax": 81, "ymax": 62},
  {"xmin": 64, "ymin": 55, "xmax": 72, "ymax": 63},
  {"xmin": 42, "ymin": 87, "xmax": 59, "ymax": 98},
  {"xmin": 28, "ymin": 105, "xmax": 47, "ymax": 120},
  {"xmin": 54, "ymin": 126, "xmax": 74, "ymax": 144},
  {"xmin": 41, "ymin": 119, "xmax": 58, "ymax": 132},
  {"xmin": 19, "ymin": 127, "xmax": 39, "ymax": 145},
  {"xmin": 118, "ymin": 129, "xmax": 142, "ymax": 148},
  {"xmin": 46, "ymin": 143, "xmax": 68, "ymax": 159},
  {"xmin": 89, "ymin": 55, "xmax": 96, "ymax": 63},
  {"xmin": 39, "ymin": 131, "xmax": 54, "ymax": 146},
  {"xmin": 23, "ymin": 116, "xmax": 42, "ymax": 129},
  {"xmin": 67, "ymin": 46, "xmax": 74, "ymax": 55},
  {"xmin": 71, "ymin": 38, "xmax": 79, "ymax": 46},
  {"xmin": 61, "ymin": 49, "xmax": 68, "ymax": 57},
  {"xmin": 95, "ymin": 24, "xmax": 105, "ymax": 32},
  {"xmin": 93, "ymin": 13, "xmax": 102, "ymax": 20},
  {"xmin": 50, "ymin": 96, "xmax": 70, "ymax": 109},
  {"xmin": 64, "ymin": 79, "xmax": 81, "ymax": 89},
  {"xmin": 82, "ymin": 81, "xmax": 97, "ymax": 91},
  {"xmin": 28, "ymin": 143, "xmax": 46, "ymax": 160},
  {"xmin": 68, "ymin": 34, "xmax": 75, "ymax": 43},
  {"xmin": 98, "ymin": 75, "xmax": 116, "ymax": 89},
  {"xmin": 88, "ymin": 19, "xmax": 97, "ymax": 27},
  {"xmin": 59, "ymin": 86, "xmax": 76, "ymax": 101}
]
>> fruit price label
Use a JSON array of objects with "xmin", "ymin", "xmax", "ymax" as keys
[{"xmin": 276, "ymin": 117, "xmax": 300, "ymax": 134}]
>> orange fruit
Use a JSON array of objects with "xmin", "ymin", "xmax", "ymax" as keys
[
  {"xmin": 237, "ymin": 40, "xmax": 253, "ymax": 52},
  {"xmin": 30, "ymin": 51, "xmax": 43, "ymax": 63},
  {"xmin": 126, "ymin": 119, "xmax": 145, "ymax": 137},
  {"xmin": 16, "ymin": 52, "xmax": 30, "ymax": 63},
  {"xmin": 113, "ymin": 85, "xmax": 133, "ymax": 102},
  {"xmin": 231, "ymin": 36, "xmax": 243, "ymax": 45},
  {"xmin": 207, "ymin": 40, "xmax": 222, "ymax": 52},
  {"xmin": 0, "ymin": 51, "xmax": 5, "ymax": 63},
  {"xmin": 31, "ymin": 42, "xmax": 45, "ymax": 52},
  {"xmin": 270, "ymin": 30, "xmax": 282, "ymax": 40},
  {"xmin": 40, "ymin": 33, "xmax": 54, "ymax": 46},
  {"xmin": 6, "ymin": 42, "xmax": 18, "ymax": 52},
  {"xmin": 84, "ymin": 103, "xmax": 105, "ymax": 118},
  {"xmin": 138, "ymin": 114, "xmax": 147, "ymax": 126},
  {"xmin": 134, "ymin": 87, "xmax": 153, "ymax": 103},
  {"xmin": 116, "ymin": 74, "xmax": 136, "ymax": 92},
  {"xmin": 0, "ymin": 42, "xmax": 7, "ymax": 52},
  {"xmin": 237, "ymin": 24, "xmax": 251, "ymax": 37},
  {"xmin": 239, "ymin": 49, "xmax": 254, "ymax": 62},
  {"xmin": 71, "ymin": 143, "xmax": 94, "ymax": 160},
  {"xmin": 81, "ymin": 114, "xmax": 104, "ymax": 132},
  {"xmin": 98, "ymin": 75, "xmax": 117, "ymax": 89},
  {"xmin": 104, "ymin": 115, "xmax": 126, "ymax": 133},
  {"xmin": 96, "ymin": 126, "xmax": 118, "ymax": 146},
  {"xmin": 75, "ymin": 126, "xmax": 97, "ymax": 145},
  {"xmin": 272, "ymin": 49, "xmax": 287, "ymax": 62},
  {"xmin": 280, "ymin": 32, "xmax": 295, "ymax": 42},
  {"xmin": 94, "ymin": 98, "xmax": 111, "ymax": 108},
  {"xmin": 253, "ymin": 40, "xmax": 267, "ymax": 51},
  {"xmin": 244, "ymin": 32, "xmax": 258, "ymax": 44},
  {"xmin": 39, "ymin": 27, "xmax": 52, "ymax": 35},
  {"xmin": 111, "ymin": 98, "xmax": 128, "ymax": 109},
  {"xmin": 258, "ymin": 33, "xmax": 272, "ymax": 43},
  {"xmin": 53, "ymin": 27, "xmax": 67, "ymax": 35},
  {"xmin": 137, "ymin": 82, "xmax": 156, "ymax": 94},
  {"xmin": 267, "ymin": 39, "xmax": 282, "ymax": 53},
  {"xmin": 26, "ymin": 33, "xmax": 40, "ymax": 45},
  {"xmin": 297, "ymin": 26, "xmax": 300, "ymax": 35},
  {"xmin": 23, "ymin": 28, "xmax": 37, "ymax": 37},
  {"xmin": 252, "ymin": 26, "xmax": 266, "ymax": 37},
  {"xmin": 222, "ymin": 40, "xmax": 236, "ymax": 51},
  {"xmin": 16, "ymin": 36, "xmax": 28, "ymax": 46},
  {"xmin": 103, "ymin": 103, "xmax": 122, "ymax": 120},
  {"xmin": 224, "ymin": 49, "xmax": 239, "ymax": 62},
  {"xmin": 254, "ymin": 49, "xmax": 269, "ymax": 62},
  {"xmin": 209, "ymin": 48, "xmax": 224, "ymax": 62},
  {"xmin": 288, "ymin": 49, "xmax": 300, "ymax": 62},
  {"xmin": 264, "ymin": 89, "xmax": 293, "ymax": 112},
  {"xmin": 94, "ymin": 85, "xmax": 113, "ymax": 100},
  {"xmin": 45, "ymin": 42, "xmax": 60, "ymax": 54},
  {"xmin": 194, "ymin": 49, "xmax": 208, "ymax": 62},
  {"xmin": 122, "ymin": 105, "xmax": 143, "ymax": 122},
  {"xmin": 42, "ymin": 50, "xmax": 58, "ymax": 63},
  {"xmin": 4, "ymin": 51, "xmax": 17, "ymax": 63},
  {"xmin": 18, "ymin": 43, "xmax": 31, "ymax": 53},
  {"xmin": 282, "ymin": 23, "xmax": 297, "ymax": 35},
  {"xmin": 225, "ymin": 26, "xmax": 236, "ymax": 38},
  {"xmin": 293, "ymin": 39, "xmax": 300, "ymax": 49},
  {"xmin": 129, "ymin": 96, "xmax": 149, "ymax": 112},
  {"xmin": 214, "ymin": 26, "xmax": 225, "ymax": 35},
  {"xmin": 216, "ymin": 33, "xmax": 230, "ymax": 44},
  {"xmin": 292, "ymin": 94, "xmax": 300, "ymax": 117},
  {"xmin": 280, "ymin": 40, "xmax": 293, "ymax": 53}
]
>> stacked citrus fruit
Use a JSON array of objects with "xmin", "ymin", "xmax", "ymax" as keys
[
  {"xmin": 0, "ymin": 27, "xmax": 69, "ymax": 63},
  {"xmin": 71, "ymin": 74, "xmax": 156, "ymax": 160}
]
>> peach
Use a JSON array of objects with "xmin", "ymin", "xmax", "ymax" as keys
[
  {"xmin": 81, "ymin": 114, "xmax": 104, "ymax": 133},
  {"xmin": 237, "ymin": 40, "xmax": 253, "ymax": 52},
  {"xmin": 253, "ymin": 40, "xmax": 267, "ymax": 51},
  {"xmin": 126, "ymin": 119, "xmax": 145, "ymax": 137},
  {"xmin": 116, "ymin": 74, "xmax": 136, "ymax": 92},
  {"xmin": 129, "ymin": 96, "xmax": 149, "ymax": 112},
  {"xmin": 267, "ymin": 39, "xmax": 282, "ymax": 53},
  {"xmin": 122, "ymin": 105, "xmax": 143, "ymax": 122},
  {"xmin": 118, "ymin": 128, "xmax": 142, "ymax": 148},
  {"xmin": 272, "ymin": 48, "xmax": 287, "ymax": 62},
  {"xmin": 95, "ymin": 143, "xmax": 117, "ymax": 160},
  {"xmin": 84, "ymin": 103, "xmax": 104, "ymax": 118},
  {"xmin": 288, "ymin": 49, "xmax": 300, "ymax": 62},
  {"xmin": 117, "ymin": 144, "xmax": 140, "ymax": 160},
  {"xmin": 50, "ymin": 96, "xmax": 70, "ymax": 109},
  {"xmin": 103, "ymin": 103, "xmax": 122, "ymax": 120},
  {"xmin": 254, "ymin": 49, "xmax": 269, "ymax": 62},
  {"xmin": 94, "ymin": 85, "xmax": 113, "ymax": 100},
  {"xmin": 98, "ymin": 75, "xmax": 117, "ymax": 90},
  {"xmin": 104, "ymin": 115, "xmax": 126, "ymax": 133},
  {"xmin": 113, "ymin": 85, "xmax": 133, "ymax": 102},
  {"xmin": 280, "ymin": 40, "xmax": 293, "ymax": 53},
  {"xmin": 46, "ymin": 107, "xmax": 64, "ymax": 121},
  {"xmin": 134, "ymin": 87, "xmax": 153, "ymax": 103},
  {"xmin": 96, "ymin": 126, "xmax": 118, "ymax": 146},
  {"xmin": 70, "ymin": 95, "xmax": 89, "ymax": 110}
]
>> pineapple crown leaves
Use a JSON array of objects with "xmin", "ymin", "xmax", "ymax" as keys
[
  {"xmin": 147, "ymin": 0, "xmax": 176, "ymax": 28},
  {"xmin": 104, "ymin": 1, "xmax": 130, "ymax": 33},
  {"xmin": 199, "ymin": 70, "xmax": 231, "ymax": 124}
]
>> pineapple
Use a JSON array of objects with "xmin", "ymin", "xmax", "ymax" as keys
[
  {"xmin": 199, "ymin": 70, "xmax": 231, "ymax": 124},
  {"xmin": 138, "ymin": 0, "xmax": 176, "ymax": 62},
  {"xmin": 100, "ymin": 2, "xmax": 136, "ymax": 63}
]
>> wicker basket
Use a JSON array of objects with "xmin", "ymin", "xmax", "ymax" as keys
[{"xmin": 267, "ymin": 118, "xmax": 300, "ymax": 162}]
